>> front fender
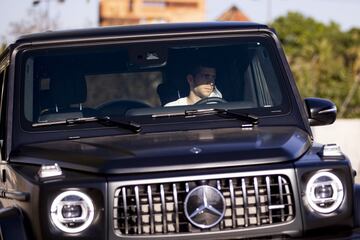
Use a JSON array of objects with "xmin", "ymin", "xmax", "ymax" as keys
[{"xmin": 0, "ymin": 207, "xmax": 28, "ymax": 240}]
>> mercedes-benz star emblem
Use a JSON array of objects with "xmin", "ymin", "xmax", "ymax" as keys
[
  {"xmin": 184, "ymin": 185, "xmax": 226, "ymax": 229},
  {"xmin": 190, "ymin": 147, "xmax": 202, "ymax": 154}
]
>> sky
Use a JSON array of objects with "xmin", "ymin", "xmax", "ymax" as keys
[{"xmin": 1, "ymin": 0, "xmax": 360, "ymax": 44}]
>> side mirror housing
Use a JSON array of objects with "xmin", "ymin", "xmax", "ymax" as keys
[{"xmin": 304, "ymin": 98, "xmax": 337, "ymax": 126}]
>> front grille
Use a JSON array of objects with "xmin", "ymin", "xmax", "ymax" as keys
[{"xmin": 113, "ymin": 175, "xmax": 294, "ymax": 236}]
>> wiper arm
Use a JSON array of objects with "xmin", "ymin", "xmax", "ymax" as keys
[
  {"xmin": 185, "ymin": 108, "xmax": 259, "ymax": 125},
  {"xmin": 215, "ymin": 109, "xmax": 258, "ymax": 125},
  {"xmin": 94, "ymin": 116, "xmax": 142, "ymax": 133},
  {"xmin": 152, "ymin": 108, "xmax": 258, "ymax": 125},
  {"xmin": 32, "ymin": 116, "xmax": 142, "ymax": 133}
]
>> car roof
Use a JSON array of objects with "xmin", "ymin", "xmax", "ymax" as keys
[{"xmin": 14, "ymin": 22, "xmax": 269, "ymax": 45}]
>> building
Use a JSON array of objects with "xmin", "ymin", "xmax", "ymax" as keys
[
  {"xmin": 217, "ymin": 5, "xmax": 250, "ymax": 22},
  {"xmin": 99, "ymin": 0, "xmax": 205, "ymax": 26}
]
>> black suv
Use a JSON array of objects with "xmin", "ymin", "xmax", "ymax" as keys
[{"xmin": 0, "ymin": 22, "xmax": 359, "ymax": 240}]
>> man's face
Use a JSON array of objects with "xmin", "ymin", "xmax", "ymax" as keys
[{"xmin": 191, "ymin": 67, "xmax": 216, "ymax": 98}]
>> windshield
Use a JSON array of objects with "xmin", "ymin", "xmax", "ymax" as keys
[{"xmin": 21, "ymin": 36, "xmax": 289, "ymax": 127}]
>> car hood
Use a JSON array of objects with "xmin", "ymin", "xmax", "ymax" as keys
[{"xmin": 13, "ymin": 126, "xmax": 311, "ymax": 174}]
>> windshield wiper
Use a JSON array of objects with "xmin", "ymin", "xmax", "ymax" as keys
[
  {"xmin": 186, "ymin": 108, "xmax": 258, "ymax": 125},
  {"xmin": 153, "ymin": 108, "xmax": 258, "ymax": 125},
  {"xmin": 32, "ymin": 116, "xmax": 142, "ymax": 133}
]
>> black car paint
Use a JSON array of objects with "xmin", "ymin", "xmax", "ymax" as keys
[
  {"xmin": 0, "ymin": 22, "xmax": 358, "ymax": 240},
  {"xmin": 13, "ymin": 126, "xmax": 310, "ymax": 174},
  {"xmin": 10, "ymin": 28, "xmax": 309, "ymax": 155}
]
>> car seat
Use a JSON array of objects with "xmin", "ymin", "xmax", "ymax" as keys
[
  {"xmin": 38, "ymin": 72, "xmax": 97, "ymax": 122},
  {"xmin": 156, "ymin": 82, "xmax": 183, "ymax": 106}
]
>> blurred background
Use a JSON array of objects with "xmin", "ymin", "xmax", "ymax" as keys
[{"xmin": 0, "ymin": 0, "xmax": 359, "ymax": 179}]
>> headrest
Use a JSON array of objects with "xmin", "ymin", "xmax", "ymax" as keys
[
  {"xmin": 49, "ymin": 72, "xmax": 87, "ymax": 107},
  {"xmin": 157, "ymin": 83, "xmax": 181, "ymax": 106}
]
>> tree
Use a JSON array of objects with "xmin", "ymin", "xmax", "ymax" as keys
[
  {"xmin": 8, "ymin": 7, "xmax": 59, "ymax": 38},
  {"xmin": 8, "ymin": 0, "xmax": 93, "ymax": 40},
  {"xmin": 339, "ymin": 28, "xmax": 360, "ymax": 117},
  {"xmin": 271, "ymin": 12, "xmax": 360, "ymax": 118},
  {"xmin": 0, "ymin": 43, "xmax": 5, "ymax": 54}
]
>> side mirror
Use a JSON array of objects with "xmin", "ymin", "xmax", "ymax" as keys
[{"xmin": 304, "ymin": 98, "xmax": 337, "ymax": 126}]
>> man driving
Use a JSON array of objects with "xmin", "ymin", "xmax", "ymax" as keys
[{"xmin": 165, "ymin": 63, "xmax": 222, "ymax": 106}]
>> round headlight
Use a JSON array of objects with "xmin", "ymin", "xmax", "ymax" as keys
[
  {"xmin": 305, "ymin": 172, "xmax": 344, "ymax": 214},
  {"xmin": 50, "ymin": 191, "xmax": 94, "ymax": 233}
]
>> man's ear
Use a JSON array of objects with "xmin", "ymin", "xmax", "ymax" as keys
[{"xmin": 187, "ymin": 74, "xmax": 194, "ymax": 87}]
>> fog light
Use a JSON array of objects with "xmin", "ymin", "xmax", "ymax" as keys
[
  {"xmin": 305, "ymin": 172, "xmax": 344, "ymax": 213},
  {"xmin": 50, "ymin": 191, "xmax": 94, "ymax": 233}
]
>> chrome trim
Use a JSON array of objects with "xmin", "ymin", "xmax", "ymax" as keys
[
  {"xmin": 265, "ymin": 176, "xmax": 272, "ymax": 224},
  {"xmin": 269, "ymin": 204, "xmax": 285, "ymax": 210},
  {"xmin": 112, "ymin": 170, "xmax": 297, "ymax": 236},
  {"xmin": 160, "ymin": 184, "xmax": 167, "ymax": 233},
  {"xmin": 26, "ymin": 28, "xmax": 270, "ymax": 47},
  {"xmin": 229, "ymin": 179, "xmax": 236, "ymax": 228},
  {"xmin": 254, "ymin": 177, "xmax": 261, "ymax": 225},
  {"xmin": 113, "ymin": 169, "xmax": 294, "ymax": 187},
  {"xmin": 217, "ymin": 180, "xmax": 221, "ymax": 190},
  {"xmin": 173, "ymin": 183, "xmax": 179, "ymax": 233},
  {"xmin": 122, "ymin": 187, "xmax": 129, "ymax": 234},
  {"xmin": 284, "ymin": 179, "xmax": 294, "ymax": 216},
  {"xmin": 113, "ymin": 188, "xmax": 120, "ymax": 231},
  {"xmin": 278, "ymin": 176, "xmax": 284, "ymax": 222},
  {"xmin": 241, "ymin": 178, "xmax": 249, "ymax": 227},
  {"xmin": 184, "ymin": 185, "xmax": 226, "ymax": 229},
  {"xmin": 147, "ymin": 185, "xmax": 154, "ymax": 234},
  {"xmin": 134, "ymin": 186, "xmax": 141, "ymax": 234},
  {"xmin": 217, "ymin": 179, "xmax": 223, "ymax": 229}
]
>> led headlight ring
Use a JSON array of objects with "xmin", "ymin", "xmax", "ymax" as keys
[
  {"xmin": 305, "ymin": 171, "xmax": 344, "ymax": 214},
  {"xmin": 50, "ymin": 191, "xmax": 95, "ymax": 233}
]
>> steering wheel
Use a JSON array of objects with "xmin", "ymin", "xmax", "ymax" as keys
[{"xmin": 195, "ymin": 97, "xmax": 227, "ymax": 105}]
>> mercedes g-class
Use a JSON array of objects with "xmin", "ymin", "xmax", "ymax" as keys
[{"xmin": 0, "ymin": 22, "xmax": 359, "ymax": 239}]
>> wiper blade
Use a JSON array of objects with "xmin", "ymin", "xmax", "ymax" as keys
[
  {"xmin": 152, "ymin": 108, "xmax": 258, "ymax": 125},
  {"xmin": 32, "ymin": 116, "xmax": 142, "ymax": 133},
  {"xmin": 185, "ymin": 108, "xmax": 259, "ymax": 125}
]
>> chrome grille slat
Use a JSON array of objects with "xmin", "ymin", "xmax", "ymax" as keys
[
  {"xmin": 216, "ymin": 180, "xmax": 225, "ymax": 230},
  {"xmin": 253, "ymin": 177, "xmax": 260, "ymax": 226},
  {"xmin": 278, "ymin": 176, "xmax": 285, "ymax": 222},
  {"xmin": 265, "ymin": 177, "xmax": 273, "ymax": 224},
  {"xmin": 229, "ymin": 179, "xmax": 236, "ymax": 228},
  {"xmin": 241, "ymin": 178, "xmax": 249, "ymax": 227},
  {"xmin": 217, "ymin": 180, "xmax": 221, "ymax": 190},
  {"xmin": 113, "ymin": 174, "xmax": 295, "ymax": 236},
  {"xmin": 284, "ymin": 179, "xmax": 294, "ymax": 217},
  {"xmin": 160, "ymin": 184, "xmax": 167, "ymax": 233},
  {"xmin": 185, "ymin": 182, "xmax": 192, "ymax": 231},
  {"xmin": 185, "ymin": 182, "xmax": 190, "ymax": 192},
  {"xmin": 172, "ymin": 183, "xmax": 180, "ymax": 233},
  {"xmin": 121, "ymin": 187, "xmax": 129, "ymax": 234},
  {"xmin": 216, "ymin": 180, "xmax": 224, "ymax": 230},
  {"xmin": 134, "ymin": 186, "xmax": 141, "ymax": 234},
  {"xmin": 147, "ymin": 185, "xmax": 154, "ymax": 234}
]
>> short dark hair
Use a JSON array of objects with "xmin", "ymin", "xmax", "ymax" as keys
[{"xmin": 189, "ymin": 60, "xmax": 217, "ymax": 76}]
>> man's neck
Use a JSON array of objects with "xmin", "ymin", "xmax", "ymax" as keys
[{"xmin": 187, "ymin": 92, "xmax": 201, "ymax": 105}]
